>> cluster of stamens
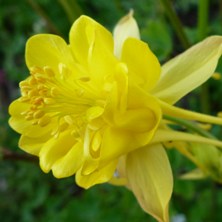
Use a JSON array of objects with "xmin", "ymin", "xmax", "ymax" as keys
[
  {"xmin": 19, "ymin": 66, "xmax": 59, "ymax": 125},
  {"xmin": 18, "ymin": 62, "xmax": 112, "ymax": 143},
  {"xmin": 19, "ymin": 64, "xmax": 87, "ymax": 138}
]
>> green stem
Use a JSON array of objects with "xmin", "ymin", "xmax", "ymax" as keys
[
  {"xmin": 200, "ymin": 82, "xmax": 211, "ymax": 114},
  {"xmin": 57, "ymin": 0, "xmax": 83, "ymax": 24},
  {"xmin": 163, "ymin": 114, "xmax": 216, "ymax": 139},
  {"xmin": 160, "ymin": 0, "xmax": 190, "ymax": 49},
  {"xmin": 198, "ymin": 0, "xmax": 210, "ymax": 114},
  {"xmin": 26, "ymin": 0, "xmax": 62, "ymax": 35},
  {"xmin": 220, "ymin": 1, "xmax": 222, "ymax": 23},
  {"xmin": 197, "ymin": 0, "xmax": 209, "ymax": 40}
]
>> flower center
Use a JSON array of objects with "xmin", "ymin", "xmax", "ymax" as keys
[{"xmin": 19, "ymin": 64, "xmax": 104, "ymax": 138}]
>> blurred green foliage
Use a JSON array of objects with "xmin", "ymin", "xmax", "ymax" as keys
[{"xmin": 1, "ymin": 0, "xmax": 222, "ymax": 221}]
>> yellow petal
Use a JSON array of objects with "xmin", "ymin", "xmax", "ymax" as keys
[
  {"xmin": 109, "ymin": 156, "xmax": 128, "ymax": 186},
  {"xmin": 104, "ymin": 82, "xmax": 161, "ymax": 133},
  {"xmin": 52, "ymin": 141, "xmax": 83, "ymax": 178},
  {"xmin": 121, "ymin": 38, "xmax": 161, "ymax": 91},
  {"xmin": 25, "ymin": 34, "xmax": 74, "ymax": 71},
  {"xmin": 76, "ymin": 159, "xmax": 118, "ymax": 189},
  {"xmin": 100, "ymin": 126, "xmax": 157, "ymax": 166},
  {"xmin": 39, "ymin": 131, "xmax": 76, "ymax": 173},
  {"xmin": 69, "ymin": 15, "xmax": 114, "ymax": 67},
  {"xmin": 19, "ymin": 134, "xmax": 49, "ymax": 155},
  {"xmin": 9, "ymin": 100, "xmax": 54, "ymax": 137},
  {"xmin": 152, "ymin": 36, "xmax": 222, "ymax": 104},
  {"xmin": 113, "ymin": 10, "xmax": 140, "ymax": 57},
  {"xmin": 126, "ymin": 144, "xmax": 173, "ymax": 222}
]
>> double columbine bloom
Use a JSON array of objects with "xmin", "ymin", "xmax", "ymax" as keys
[{"xmin": 9, "ymin": 12, "xmax": 222, "ymax": 222}]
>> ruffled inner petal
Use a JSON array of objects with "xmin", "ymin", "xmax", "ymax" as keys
[
  {"xmin": 39, "ymin": 131, "xmax": 77, "ymax": 173},
  {"xmin": 121, "ymin": 38, "xmax": 161, "ymax": 91},
  {"xmin": 52, "ymin": 141, "xmax": 84, "ymax": 178},
  {"xmin": 76, "ymin": 159, "xmax": 118, "ymax": 189}
]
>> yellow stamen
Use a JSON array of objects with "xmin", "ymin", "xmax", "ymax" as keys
[{"xmin": 38, "ymin": 115, "xmax": 51, "ymax": 127}]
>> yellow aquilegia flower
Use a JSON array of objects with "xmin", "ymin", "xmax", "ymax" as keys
[
  {"xmin": 9, "ymin": 12, "xmax": 222, "ymax": 222},
  {"xmin": 9, "ymin": 15, "xmax": 161, "ymax": 188}
]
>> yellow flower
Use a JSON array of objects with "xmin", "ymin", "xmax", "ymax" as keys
[
  {"xmin": 9, "ymin": 14, "xmax": 161, "ymax": 188},
  {"xmin": 8, "ymin": 11, "xmax": 222, "ymax": 222},
  {"xmin": 112, "ymin": 12, "xmax": 222, "ymax": 222}
]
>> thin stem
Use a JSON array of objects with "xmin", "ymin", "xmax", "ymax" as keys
[
  {"xmin": 197, "ymin": 0, "xmax": 209, "ymax": 40},
  {"xmin": 163, "ymin": 114, "xmax": 216, "ymax": 139},
  {"xmin": 160, "ymin": 0, "xmax": 190, "ymax": 49},
  {"xmin": 200, "ymin": 82, "xmax": 211, "ymax": 114},
  {"xmin": 198, "ymin": 0, "xmax": 211, "ymax": 114},
  {"xmin": 26, "ymin": 0, "xmax": 62, "ymax": 35},
  {"xmin": 57, "ymin": 0, "xmax": 83, "ymax": 24},
  {"xmin": 220, "ymin": 1, "xmax": 222, "ymax": 23}
]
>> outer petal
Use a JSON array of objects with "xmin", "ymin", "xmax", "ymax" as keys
[
  {"xmin": 126, "ymin": 144, "xmax": 173, "ymax": 222},
  {"xmin": 25, "ymin": 34, "xmax": 74, "ymax": 71},
  {"xmin": 152, "ymin": 36, "xmax": 222, "ymax": 104},
  {"xmin": 113, "ymin": 10, "xmax": 140, "ymax": 57},
  {"xmin": 39, "ymin": 131, "xmax": 77, "ymax": 173},
  {"xmin": 121, "ymin": 38, "xmax": 161, "ymax": 91},
  {"xmin": 76, "ymin": 159, "xmax": 118, "ymax": 189},
  {"xmin": 19, "ymin": 134, "xmax": 49, "ymax": 155},
  {"xmin": 52, "ymin": 141, "xmax": 83, "ymax": 178}
]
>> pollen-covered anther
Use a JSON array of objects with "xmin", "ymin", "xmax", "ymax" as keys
[
  {"xmin": 33, "ymin": 97, "xmax": 43, "ymax": 105},
  {"xmin": 33, "ymin": 110, "xmax": 45, "ymax": 119},
  {"xmin": 50, "ymin": 87, "xmax": 60, "ymax": 97},
  {"xmin": 44, "ymin": 98, "xmax": 55, "ymax": 105},
  {"xmin": 19, "ymin": 81, "xmax": 28, "ymax": 88},
  {"xmin": 38, "ymin": 115, "xmax": 51, "ymax": 127},
  {"xmin": 59, "ymin": 122, "xmax": 69, "ymax": 132},
  {"xmin": 28, "ymin": 77, "xmax": 37, "ymax": 85},
  {"xmin": 37, "ymin": 84, "xmax": 45, "ymax": 90},
  {"xmin": 79, "ymin": 76, "xmax": 90, "ymax": 82},
  {"xmin": 20, "ymin": 85, "xmax": 31, "ymax": 91},
  {"xmin": 25, "ymin": 114, "xmax": 34, "ymax": 121},
  {"xmin": 35, "ymin": 75, "xmax": 46, "ymax": 83},
  {"xmin": 19, "ymin": 97, "xmax": 30, "ymax": 102},
  {"xmin": 43, "ymin": 66, "xmax": 55, "ymax": 77},
  {"xmin": 28, "ymin": 89, "xmax": 38, "ymax": 97},
  {"xmin": 30, "ymin": 66, "xmax": 43, "ymax": 75},
  {"xmin": 39, "ymin": 89, "xmax": 48, "ymax": 96}
]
